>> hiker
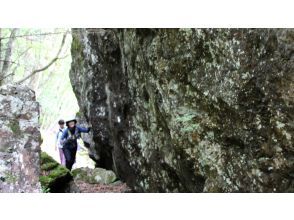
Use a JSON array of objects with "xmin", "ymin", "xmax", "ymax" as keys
[
  {"xmin": 61, "ymin": 118, "xmax": 91, "ymax": 170},
  {"xmin": 55, "ymin": 119, "xmax": 66, "ymax": 166}
]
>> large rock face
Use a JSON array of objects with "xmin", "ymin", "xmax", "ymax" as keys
[
  {"xmin": 0, "ymin": 84, "xmax": 42, "ymax": 192},
  {"xmin": 70, "ymin": 29, "xmax": 294, "ymax": 192}
]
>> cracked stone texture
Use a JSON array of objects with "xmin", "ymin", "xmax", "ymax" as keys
[
  {"xmin": 70, "ymin": 29, "xmax": 294, "ymax": 192},
  {"xmin": 0, "ymin": 84, "xmax": 42, "ymax": 192}
]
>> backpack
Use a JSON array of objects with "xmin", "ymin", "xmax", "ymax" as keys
[
  {"xmin": 56, "ymin": 128, "xmax": 63, "ymax": 140},
  {"xmin": 64, "ymin": 127, "xmax": 81, "ymax": 149},
  {"xmin": 67, "ymin": 127, "xmax": 81, "ymax": 140}
]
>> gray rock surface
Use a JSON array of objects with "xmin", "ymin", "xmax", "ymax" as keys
[
  {"xmin": 0, "ymin": 84, "xmax": 42, "ymax": 192},
  {"xmin": 72, "ymin": 167, "xmax": 117, "ymax": 184},
  {"xmin": 70, "ymin": 29, "xmax": 294, "ymax": 192}
]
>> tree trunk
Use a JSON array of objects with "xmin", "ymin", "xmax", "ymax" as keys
[
  {"xmin": 1, "ymin": 29, "xmax": 18, "ymax": 82},
  {"xmin": 0, "ymin": 29, "xmax": 2, "ymax": 77}
]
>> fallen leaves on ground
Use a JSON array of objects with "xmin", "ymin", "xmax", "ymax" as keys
[{"xmin": 74, "ymin": 180, "xmax": 131, "ymax": 193}]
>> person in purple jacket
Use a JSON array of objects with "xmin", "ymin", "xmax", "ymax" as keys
[
  {"xmin": 61, "ymin": 118, "xmax": 91, "ymax": 170},
  {"xmin": 55, "ymin": 119, "xmax": 66, "ymax": 166}
]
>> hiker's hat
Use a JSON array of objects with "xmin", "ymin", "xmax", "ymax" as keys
[{"xmin": 65, "ymin": 118, "xmax": 77, "ymax": 127}]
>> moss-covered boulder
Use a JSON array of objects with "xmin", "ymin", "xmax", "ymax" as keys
[
  {"xmin": 40, "ymin": 152, "xmax": 72, "ymax": 192},
  {"xmin": 72, "ymin": 167, "xmax": 117, "ymax": 184}
]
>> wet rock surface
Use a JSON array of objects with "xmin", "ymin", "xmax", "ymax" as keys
[
  {"xmin": 0, "ymin": 84, "xmax": 42, "ymax": 192},
  {"xmin": 70, "ymin": 29, "xmax": 294, "ymax": 192}
]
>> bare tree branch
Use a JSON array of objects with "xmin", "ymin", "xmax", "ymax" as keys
[
  {"xmin": 15, "ymin": 46, "xmax": 32, "ymax": 60},
  {"xmin": 0, "ymin": 31, "xmax": 68, "ymax": 40},
  {"xmin": 0, "ymin": 47, "xmax": 31, "ymax": 67},
  {"xmin": 0, "ymin": 29, "xmax": 101, "ymax": 40},
  {"xmin": 0, "ymin": 72, "xmax": 14, "ymax": 82},
  {"xmin": 16, "ymin": 33, "xmax": 67, "ymax": 84},
  {"xmin": 0, "ymin": 59, "xmax": 19, "ymax": 65}
]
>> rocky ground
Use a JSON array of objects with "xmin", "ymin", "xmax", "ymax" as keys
[
  {"xmin": 40, "ymin": 152, "xmax": 131, "ymax": 193},
  {"xmin": 70, "ymin": 167, "xmax": 132, "ymax": 193},
  {"xmin": 74, "ymin": 180, "xmax": 131, "ymax": 193}
]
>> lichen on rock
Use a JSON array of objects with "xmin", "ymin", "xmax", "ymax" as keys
[
  {"xmin": 72, "ymin": 167, "xmax": 117, "ymax": 184},
  {"xmin": 70, "ymin": 29, "xmax": 294, "ymax": 192},
  {"xmin": 0, "ymin": 84, "xmax": 42, "ymax": 193}
]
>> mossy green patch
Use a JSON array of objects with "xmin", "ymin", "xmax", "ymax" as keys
[
  {"xmin": 39, "ymin": 152, "xmax": 72, "ymax": 192},
  {"xmin": 39, "ymin": 175, "xmax": 53, "ymax": 189},
  {"xmin": 71, "ymin": 168, "xmax": 95, "ymax": 183},
  {"xmin": 75, "ymin": 111, "xmax": 82, "ymax": 118},
  {"xmin": 41, "ymin": 161, "xmax": 59, "ymax": 171},
  {"xmin": 40, "ymin": 152, "xmax": 55, "ymax": 164},
  {"xmin": 72, "ymin": 167, "xmax": 117, "ymax": 184},
  {"xmin": 4, "ymin": 171, "xmax": 18, "ymax": 184},
  {"xmin": 72, "ymin": 36, "xmax": 83, "ymax": 53},
  {"xmin": 71, "ymin": 35, "xmax": 85, "ymax": 66},
  {"xmin": 9, "ymin": 120, "xmax": 21, "ymax": 136},
  {"xmin": 174, "ymin": 110, "xmax": 202, "ymax": 134},
  {"xmin": 50, "ymin": 166, "xmax": 69, "ymax": 179}
]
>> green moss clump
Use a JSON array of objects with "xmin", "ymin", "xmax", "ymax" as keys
[
  {"xmin": 40, "ymin": 152, "xmax": 56, "ymax": 164},
  {"xmin": 71, "ymin": 168, "xmax": 90, "ymax": 182},
  {"xmin": 71, "ymin": 35, "xmax": 85, "ymax": 67},
  {"xmin": 40, "ymin": 152, "xmax": 72, "ymax": 192},
  {"xmin": 39, "ymin": 175, "xmax": 53, "ymax": 189},
  {"xmin": 41, "ymin": 161, "xmax": 59, "ymax": 171},
  {"xmin": 4, "ymin": 171, "xmax": 18, "ymax": 184},
  {"xmin": 50, "ymin": 166, "xmax": 69, "ymax": 179},
  {"xmin": 75, "ymin": 111, "xmax": 82, "ymax": 118},
  {"xmin": 71, "ymin": 168, "xmax": 83, "ymax": 177},
  {"xmin": 174, "ymin": 112, "xmax": 201, "ymax": 134},
  {"xmin": 71, "ymin": 36, "xmax": 82, "ymax": 53},
  {"xmin": 9, "ymin": 120, "xmax": 21, "ymax": 136}
]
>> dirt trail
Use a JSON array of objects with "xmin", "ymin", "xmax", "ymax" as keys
[{"xmin": 74, "ymin": 180, "xmax": 131, "ymax": 193}]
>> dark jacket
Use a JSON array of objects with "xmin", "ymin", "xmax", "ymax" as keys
[{"xmin": 61, "ymin": 126, "xmax": 90, "ymax": 146}]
